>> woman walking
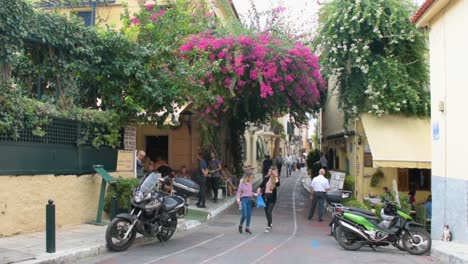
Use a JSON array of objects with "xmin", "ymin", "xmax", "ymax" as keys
[
  {"xmin": 237, "ymin": 172, "xmax": 256, "ymax": 234},
  {"xmin": 258, "ymin": 168, "xmax": 280, "ymax": 233}
]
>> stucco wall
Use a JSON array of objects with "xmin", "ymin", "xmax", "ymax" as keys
[
  {"xmin": 0, "ymin": 171, "xmax": 133, "ymax": 237},
  {"xmin": 136, "ymin": 122, "xmax": 201, "ymax": 173},
  {"xmin": 428, "ymin": 0, "xmax": 468, "ymax": 242}
]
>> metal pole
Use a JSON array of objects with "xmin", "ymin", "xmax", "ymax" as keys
[
  {"xmin": 95, "ymin": 178, "xmax": 107, "ymax": 224},
  {"xmin": 110, "ymin": 196, "xmax": 118, "ymax": 220},
  {"xmin": 46, "ymin": 200, "xmax": 55, "ymax": 253}
]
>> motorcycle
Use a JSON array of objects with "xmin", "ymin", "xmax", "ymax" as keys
[
  {"xmin": 105, "ymin": 173, "xmax": 199, "ymax": 251},
  {"xmin": 327, "ymin": 190, "xmax": 431, "ymax": 255}
]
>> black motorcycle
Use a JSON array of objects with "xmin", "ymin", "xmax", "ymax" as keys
[{"xmin": 105, "ymin": 173, "xmax": 199, "ymax": 251}]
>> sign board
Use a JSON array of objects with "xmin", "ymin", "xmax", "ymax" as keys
[
  {"xmin": 432, "ymin": 122, "xmax": 440, "ymax": 141},
  {"xmin": 330, "ymin": 170, "xmax": 346, "ymax": 190},
  {"xmin": 116, "ymin": 150, "xmax": 135, "ymax": 172}
]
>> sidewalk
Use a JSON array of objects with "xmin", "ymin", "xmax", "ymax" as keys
[
  {"xmin": 300, "ymin": 173, "xmax": 468, "ymax": 263},
  {"xmin": 0, "ymin": 173, "xmax": 262, "ymax": 264}
]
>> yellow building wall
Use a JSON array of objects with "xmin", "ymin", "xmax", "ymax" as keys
[
  {"xmin": 0, "ymin": 170, "xmax": 134, "ymax": 237},
  {"xmin": 135, "ymin": 121, "xmax": 201, "ymax": 173}
]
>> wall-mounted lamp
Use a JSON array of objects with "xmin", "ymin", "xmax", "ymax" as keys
[{"xmin": 181, "ymin": 111, "xmax": 193, "ymax": 136}]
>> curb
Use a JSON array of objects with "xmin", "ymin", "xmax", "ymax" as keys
[
  {"xmin": 20, "ymin": 219, "xmax": 202, "ymax": 264},
  {"xmin": 431, "ymin": 245, "xmax": 468, "ymax": 264}
]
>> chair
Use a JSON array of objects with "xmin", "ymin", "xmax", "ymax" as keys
[{"xmin": 415, "ymin": 205, "xmax": 428, "ymax": 230}]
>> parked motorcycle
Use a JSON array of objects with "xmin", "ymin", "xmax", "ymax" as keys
[
  {"xmin": 327, "ymin": 190, "xmax": 431, "ymax": 255},
  {"xmin": 105, "ymin": 173, "xmax": 199, "ymax": 251}
]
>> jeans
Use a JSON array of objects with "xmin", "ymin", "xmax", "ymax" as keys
[
  {"xmin": 264, "ymin": 200, "xmax": 276, "ymax": 227},
  {"xmin": 286, "ymin": 164, "xmax": 292, "ymax": 177},
  {"xmin": 308, "ymin": 192, "xmax": 326, "ymax": 220},
  {"xmin": 198, "ymin": 179, "xmax": 206, "ymax": 206},
  {"xmin": 210, "ymin": 177, "xmax": 219, "ymax": 200},
  {"xmin": 240, "ymin": 197, "xmax": 252, "ymax": 227}
]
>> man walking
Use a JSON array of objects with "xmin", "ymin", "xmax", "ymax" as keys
[
  {"xmin": 285, "ymin": 154, "xmax": 293, "ymax": 177},
  {"xmin": 275, "ymin": 154, "xmax": 283, "ymax": 177},
  {"xmin": 308, "ymin": 169, "xmax": 330, "ymax": 221},
  {"xmin": 209, "ymin": 151, "xmax": 222, "ymax": 203},
  {"xmin": 262, "ymin": 155, "xmax": 273, "ymax": 177},
  {"xmin": 196, "ymin": 152, "xmax": 209, "ymax": 208}
]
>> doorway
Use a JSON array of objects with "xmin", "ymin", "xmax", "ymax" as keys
[{"xmin": 146, "ymin": 136, "xmax": 169, "ymax": 163}]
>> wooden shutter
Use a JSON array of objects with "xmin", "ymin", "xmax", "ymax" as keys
[{"xmin": 398, "ymin": 168, "xmax": 409, "ymax": 192}]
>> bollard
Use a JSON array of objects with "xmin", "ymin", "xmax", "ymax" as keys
[
  {"xmin": 46, "ymin": 199, "xmax": 56, "ymax": 253},
  {"xmin": 110, "ymin": 196, "xmax": 118, "ymax": 220}
]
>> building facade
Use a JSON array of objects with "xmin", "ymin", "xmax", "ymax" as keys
[
  {"xmin": 321, "ymin": 81, "xmax": 431, "ymax": 203},
  {"xmin": 414, "ymin": 0, "xmax": 468, "ymax": 242}
]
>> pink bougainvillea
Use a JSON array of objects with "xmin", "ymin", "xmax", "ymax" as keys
[
  {"xmin": 130, "ymin": 17, "xmax": 141, "ymax": 25},
  {"xmin": 179, "ymin": 31, "xmax": 325, "ymax": 122}
]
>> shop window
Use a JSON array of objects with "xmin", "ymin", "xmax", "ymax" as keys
[{"xmin": 409, "ymin": 169, "xmax": 431, "ymax": 191}]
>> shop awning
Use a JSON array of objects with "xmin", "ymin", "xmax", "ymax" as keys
[{"xmin": 361, "ymin": 114, "xmax": 431, "ymax": 169}]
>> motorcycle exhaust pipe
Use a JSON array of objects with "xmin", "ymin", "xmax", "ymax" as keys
[{"xmin": 340, "ymin": 221, "xmax": 370, "ymax": 241}]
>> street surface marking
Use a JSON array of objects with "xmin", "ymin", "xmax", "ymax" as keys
[
  {"xmin": 250, "ymin": 176, "xmax": 300, "ymax": 264},
  {"xmin": 198, "ymin": 234, "xmax": 260, "ymax": 264},
  {"xmin": 143, "ymin": 233, "xmax": 225, "ymax": 264}
]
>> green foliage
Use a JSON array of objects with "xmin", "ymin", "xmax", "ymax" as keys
[
  {"xmin": 104, "ymin": 178, "xmax": 140, "ymax": 213},
  {"xmin": 314, "ymin": 0, "xmax": 430, "ymax": 125},
  {"xmin": 343, "ymin": 198, "xmax": 369, "ymax": 210},
  {"xmin": 343, "ymin": 175, "xmax": 355, "ymax": 194},
  {"xmin": 306, "ymin": 149, "xmax": 321, "ymax": 176},
  {"xmin": 370, "ymin": 169, "xmax": 384, "ymax": 187},
  {"xmin": 0, "ymin": 85, "xmax": 121, "ymax": 148},
  {"xmin": 398, "ymin": 192, "xmax": 411, "ymax": 214}
]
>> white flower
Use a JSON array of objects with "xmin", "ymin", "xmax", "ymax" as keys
[
  {"xmin": 351, "ymin": 16, "xmax": 358, "ymax": 21},
  {"xmin": 402, "ymin": 100, "xmax": 407, "ymax": 104},
  {"xmin": 372, "ymin": 104, "xmax": 379, "ymax": 110},
  {"xmin": 358, "ymin": 18, "xmax": 365, "ymax": 23}
]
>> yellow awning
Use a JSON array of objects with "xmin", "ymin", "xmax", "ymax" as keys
[{"xmin": 361, "ymin": 114, "xmax": 431, "ymax": 169}]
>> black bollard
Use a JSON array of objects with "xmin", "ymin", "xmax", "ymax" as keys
[
  {"xmin": 110, "ymin": 196, "xmax": 118, "ymax": 220},
  {"xmin": 46, "ymin": 199, "xmax": 56, "ymax": 253}
]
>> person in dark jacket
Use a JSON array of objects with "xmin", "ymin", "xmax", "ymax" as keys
[
  {"xmin": 262, "ymin": 155, "xmax": 273, "ymax": 177},
  {"xmin": 257, "ymin": 167, "xmax": 280, "ymax": 233}
]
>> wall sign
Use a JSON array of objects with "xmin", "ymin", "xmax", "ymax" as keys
[
  {"xmin": 330, "ymin": 170, "xmax": 346, "ymax": 190},
  {"xmin": 433, "ymin": 122, "xmax": 440, "ymax": 141}
]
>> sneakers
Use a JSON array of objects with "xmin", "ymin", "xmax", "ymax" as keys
[
  {"xmin": 238, "ymin": 225, "xmax": 243, "ymax": 234},
  {"xmin": 264, "ymin": 227, "xmax": 272, "ymax": 233},
  {"xmin": 245, "ymin": 228, "xmax": 252, "ymax": 234}
]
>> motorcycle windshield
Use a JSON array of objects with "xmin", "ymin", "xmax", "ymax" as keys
[{"xmin": 139, "ymin": 173, "xmax": 158, "ymax": 194}]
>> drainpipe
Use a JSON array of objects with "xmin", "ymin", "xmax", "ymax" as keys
[{"xmin": 90, "ymin": 1, "xmax": 96, "ymax": 26}]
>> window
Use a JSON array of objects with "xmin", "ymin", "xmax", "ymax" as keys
[
  {"xmin": 76, "ymin": 11, "xmax": 93, "ymax": 27},
  {"xmin": 364, "ymin": 144, "xmax": 373, "ymax": 167},
  {"xmin": 408, "ymin": 169, "xmax": 431, "ymax": 191}
]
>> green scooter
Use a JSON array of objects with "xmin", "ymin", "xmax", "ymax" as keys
[{"xmin": 333, "ymin": 199, "xmax": 431, "ymax": 255}]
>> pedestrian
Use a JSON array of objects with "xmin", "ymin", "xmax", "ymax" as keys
[
  {"xmin": 209, "ymin": 151, "xmax": 222, "ymax": 203},
  {"xmin": 275, "ymin": 154, "xmax": 283, "ymax": 177},
  {"xmin": 257, "ymin": 167, "xmax": 280, "ymax": 233},
  {"xmin": 237, "ymin": 171, "xmax": 256, "ymax": 234},
  {"xmin": 178, "ymin": 165, "xmax": 191, "ymax": 179},
  {"xmin": 315, "ymin": 152, "xmax": 328, "ymax": 170},
  {"xmin": 285, "ymin": 154, "xmax": 293, "ymax": 177},
  {"xmin": 196, "ymin": 152, "xmax": 209, "ymax": 208},
  {"xmin": 136, "ymin": 150, "xmax": 146, "ymax": 178},
  {"xmin": 292, "ymin": 153, "xmax": 298, "ymax": 171},
  {"xmin": 308, "ymin": 168, "xmax": 330, "ymax": 221},
  {"xmin": 262, "ymin": 155, "xmax": 273, "ymax": 177}
]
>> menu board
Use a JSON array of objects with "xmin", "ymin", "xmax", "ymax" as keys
[
  {"xmin": 116, "ymin": 150, "xmax": 135, "ymax": 172},
  {"xmin": 330, "ymin": 170, "xmax": 346, "ymax": 190}
]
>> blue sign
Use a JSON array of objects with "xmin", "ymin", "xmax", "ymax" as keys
[{"xmin": 433, "ymin": 122, "xmax": 440, "ymax": 140}]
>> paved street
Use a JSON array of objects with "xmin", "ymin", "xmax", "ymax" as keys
[{"xmin": 72, "ymin": 170, "xmax": 440, "ymax": 264}]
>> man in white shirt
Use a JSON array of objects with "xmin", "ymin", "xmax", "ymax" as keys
[
  {"xmin": 308, "ymin": 169, "xmax": 330, "ymax": 221},
  {"xmin": 285, "ymin": 154, "xmax": 293, "ymax": 177}
]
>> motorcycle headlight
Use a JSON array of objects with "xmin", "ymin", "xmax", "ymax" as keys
[{"xmin": 134, "ymin": 191, "xmax": 143, "ymax": 203}]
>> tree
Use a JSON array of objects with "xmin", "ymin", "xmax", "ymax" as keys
[{"xmin": 314, "ymin": 0, "xmax": 430, "ymax": 125}]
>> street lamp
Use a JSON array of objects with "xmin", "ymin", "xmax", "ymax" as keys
[{"xmin": 181, "ymin": 111, "xmax": 193, "ymax": 135}]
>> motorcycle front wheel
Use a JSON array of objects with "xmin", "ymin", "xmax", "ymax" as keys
[
  {"xmin": 105, "ymin": 217, "xmax": 137, "ymax": 252},
  {"xmin": 157, "ymin": 215, "xmax": 178, "ymax": 242},
  {"xmin": 402, "ymin": 227, "xmax": 431, "ymax": 255},
  {"xmin": 335, "ymin": 225, "xmax": 364, "ymax": 251}
]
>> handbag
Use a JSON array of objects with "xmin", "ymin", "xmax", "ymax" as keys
[
  {"xmin": 250, "ymin": 196, "xmax": 257, "ymax": 207},
  {"xmin": 256, "ymin": 195, "xmax": 266, "ymax": 208}
]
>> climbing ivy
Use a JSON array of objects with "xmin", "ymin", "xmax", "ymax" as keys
[{"xmin": 314, "ymin": 0, "xmax": 430, "ymax": 124}]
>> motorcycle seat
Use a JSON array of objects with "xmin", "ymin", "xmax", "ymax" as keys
[
  {"xmin": 345, "ymin": 211, "xmax": 379, "ymax": 221},
  {"xmin": 163, "ymin": 196, "xmax": 185, "ymax": 211},
  {"xmin": 347, "ymin": 206, "xmax": 375, "ymax": 216}
]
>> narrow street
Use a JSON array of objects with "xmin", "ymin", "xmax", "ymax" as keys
[{"xmin": 73, "ymin": 170, "xmax": 439, "ymax": 264}]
